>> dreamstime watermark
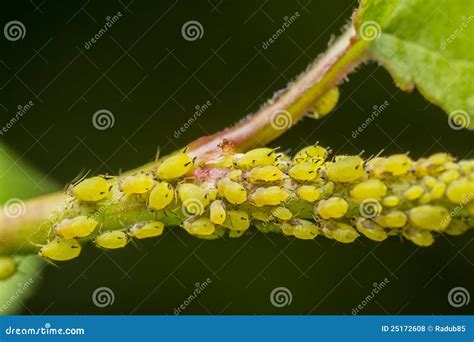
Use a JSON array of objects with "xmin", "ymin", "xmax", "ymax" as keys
[
  {"xmin": 262, "ymin": 11, "xmax": 300, "ymax": 49},
  {"xmin": 359, "ymin": 198, "xmax": 382, "ymax": 219},
  {"xmin": 84, "ymin": 12, "xmax": 123, "ymax": 50},
  {"xmin": 448, "ymin": 287, "xmax": 470, "ymax": 308},
  {"xmin": 440, "ymin": 192, "xmax": 474, "ymax": 228},
  {"xmin": 4, "ymin": 323, "xmax": 85, "ymax": 336},
  {"xmin": 270, "ymin": 287, "xmax": 292, "ymax": 308},
  {"xmin": 270, "ymin": 109, "xmax": 292, "ymax": 130},
  {"xmin": 0, "ymin": 100, "xmax": 35, "ymax": 136},
  {"xmin": 352, "ymin": 100, "xmax": 389, "ymax": 139},
  {"xmin": 173, "ymin": 278, "xmax": 212, "ymax": 315},
  {"xmin": 92, "ymin": 109, "xmax": 115, "ymax": 130},
  {"xmin": 440, "ymin": 16, "xmax": 474, "ymax": 50},
  {"xmin": 0, "ymin": 278, "xmax": 34, "ymax": 313},
  {"xmin": 92, "ymin": 287, "xmax": 115, "ymax": 307},
  {"xmin": 3, "ymin": 20, "xmax": 26, "ymax": 41},
  {"xmin": 174, "ymin": 100, "xmax": 212, "ymax": 139},
  {"xmin": 181, "ymin": 20, "xmax": 204, "ymax": 41},
  {"xmin": 2, "ymin": 198, "xmax": 26, "ymax": 219},
  {"xmin": 181, "ymin": 198, "xmax": 205, "ymax": 217},
  {"xmin": 352, "ymin": 278, "xmax": 390, "ymax": 315},
  {"xmin": 448, "ymin": 109, "xmax": 470, "ymax": 130},
  {"xmin": 359, "ymin": 21, "xmax": 381, "ymax": 41}
]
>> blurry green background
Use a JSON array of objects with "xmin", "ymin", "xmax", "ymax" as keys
[{"xmin": 1, "ymin": 0, "xmax": 473, "ymax": 314}]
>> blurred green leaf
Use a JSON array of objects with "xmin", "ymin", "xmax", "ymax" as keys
[
  {"xmin": 0, "ymin": 143, "xmax": 58, "ymax": 315},
  {"xmin": 355, "ymin": 0, "xmax": 474, "ymax": 128}
]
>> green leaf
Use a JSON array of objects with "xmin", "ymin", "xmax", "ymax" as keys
[
  {"xmin": 354, "ymin": 0, "xmax": 474, "ymax": 129},
  {"xmin": 0, "ymin": 143, "xmax": 59, "ymax": 315}
]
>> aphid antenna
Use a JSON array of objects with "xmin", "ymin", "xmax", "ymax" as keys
[{"xmin": 69, "ymin": 169, "xmax": 91, "ymax": 188}]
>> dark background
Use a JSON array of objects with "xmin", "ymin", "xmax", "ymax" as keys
[{"xmin": 1, "ymin": 0, "xmax": 473, "ymax": 314}]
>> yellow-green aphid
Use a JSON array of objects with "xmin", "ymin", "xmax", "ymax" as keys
[
  {"xmin": 251, "ymin": 209, "xmax": 273, "ymax": 222},
  {"xmin": 403, "ymin": 185, "xmax": 425, "ymax": 200},
  {"xmin": 323, "ymin": 222, "xmax": 359, "ymax": 243},
  {"xmin": 402, "ymin": 227, "xmax": 434, "ymax": 247},
  {"xmin": 95, "ymin": 231, "xmax": 128, "ymax": 249},
  {"xmin": 157, "ymin": 152, "xmax": 193, "ymax": 180},
  {"xmin": 375, "ymin": 211, "xmax": 407, "ymax": 228},
  {"xmin": 408, "ymin": 205, "xmax": 451, "ymax": 231},
  {"xmin": 120, "ymin": 172, "xmax": 154, "ymax": 195},
  {"xmin": 218, "ymin": 179, "xmax": 247, "ymax": 205},
  {"xmin": 445, "ymin": 219, "xmax": 471, "ymax": 236},
  {"xmin": 326, "ymin": 156, "xmax": 364, "ymax": 182},
  {"xmin": 350, "ymin": 179, "xmax": 387, "ymax": 201},
  {"xmin": 178, "ymin": 183, "xmax": 209, "ymax": 215},
  {"xmin": 366, "ymin": 157, "xmax": 387, "ymax": 178},
  {"xmin": 428, "ymin": 152, "xmax": 453, "ymax": 165},
  {"xmin": 228, "ymin": 169, "xmax": 242, "ymax": 181},
  {"xmin": 39, "ymin": 238, "xmax": 81, "ymax": 261},
  {"xmin": 279, "ymin": 222, "xmax": 295, "ymax": 236},
  {"xmin": 251, "ymin": 186, "xmax": 289, "ymax": 207},
  {"xmin": 129, "ymin": 221, "xmax": 164, "ymax": 239},
  {"xmin": 316, "ymin": 197, "xmax": 348, "ymax": 219},
  {"xmin": 355, "ymin": 218, "xmax": 388, "ymax": 242},
  {"xmin": 55, "ymin": 216, "xmax": 98, "ymax": 240},
  {"xmin": 248, "ymin": 165, "xmax": 283, "ymax": 183},
  {"xmin": 148, "ymin": 182, "xmax": 174, "ymax": 210},
  {"xmin": 222, "ymin": 210, "xmax": 250, "ymax": 231},
  {"xmin": 72, "ymin": 176, "xmax": 110, "ymax": 202},
  {"xmin": 292, "ymin": 219, "xmax": 319, "ymax": 240},
  {"xmin": 293, "ymin": 145, "xmax": 328, "ymax": 165},
  {"xmin": 210, "ymin": 200, "xmax": 226, "ymax": 225},
  {"xmin": 446, "ymin": 178, "xmax": 474, "ymax": 203},
  {"xmin": 288, "ymin": 162, "xmax": 319, "ymax": 181},
  {"xmin": 183, "ymin": 218, "xmax": 215, "ymax": 236},
  {"xmin": 297, "ymin": 185, "xmax": 320, "ymax": 202},
  {"xmin": 430, "ymin": 182, "xmax": 446, "ymax": 199},
  {"xmin": 312, "ymin": 87, "xmax": 339, "ymax": 118},
  {"xmin": 439, "ymin": 170, "xmax": 460, "ymax": 183},
  {"xmin": 0, "ymin": 257, "xmax": 16, "ymax": 280},
  {"xmin": 383, "ymin": 154, "xmax": 412, "ymax": 176},
  {"xmin": 382, "ymin": 195, "xmax": 400, "ymax": 207},
  {"xmin": 236, "ymin": 148, "xmax": 276, "ymax": 169},
  {"xmin": 272, "ymin": 207, "xmax": 293, "ymax": 220}
]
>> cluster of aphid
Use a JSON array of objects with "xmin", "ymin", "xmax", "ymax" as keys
[{"xmin": 33, "ymin": 144, "xmax": 474, "ymax": 263}]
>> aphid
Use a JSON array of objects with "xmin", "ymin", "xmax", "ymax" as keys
[
  {"xmin": 366, "ymin": 157, "xmax": 387, "ymax": 178},
  {"xmin": 157, "ymin": 152, "xmax": 193, "ymax": 180},
  {"xmin": 236, "ymin": 148, "xmax": 276, "ymax": 169},
  {"xmin": 0, "ymin": 257, "xmax": 16, "ymax": 280},
  {"xmin": 408, "ymin": 205, "xmax": 451, "ymax": 231},
  {"xmin": 320, "ymin": 181, "xmax": 335, "ymax": 197},
  {"xmin": 446, "ymin": 178, "xmax": 474, "ymax": 203},
  {"xmin": 95, "ymin": 231, "xmax": 128, "ymax": 249},
  {"xmin": 72, "ymin": 176, "xmax": 110, "ymax": 202},
  {"xmin": 251, "ymin": 186, "xmax": 289, "ymax": 207},
  {"xmin": 228, "ymin": 169, "xmax": 243, "ymax": 181},
  {"xmin": 439, "ymin": 170, "xmax": 460, "ymax": 183},
  {"xmin": 293, "ymin": 145, "xmax": 328, "ymax": 165},
  {"xmin": 383, "ymin": 154, "xmax": 412, "ymax": 176},
  {"xmin": 183, "ymin": 218, "xmax": 215, "ymax": 236},
  {"xmin": 39, "ymin": 238, "xmax": 81, "ymax": 261},
  {"xmin": 272, "ymin": 207, "xmax": 293, "ymax": 221},
  {"xmin": 129, "ymin": 221, "xmax": 164, "ymax": 239},
  {"xmin": 297, "ymin": 185, "xmax": 320, "ymax": 202},
  {"xmin": 428, "ymin": 152, "xmax": 453, "ymax": 165},
  {"xmin": 445, "ymin": 219, "xmax": 470, "ymax": 236},
  {"xmin": 248, "ymin": 165, "xmax": 283, "ymax": 183},
  {"xmin": 402, "ymin": 227, "xmax": 434, "ymax": 247},
  {"xmin": 418, "ymin": 193, "xmax": 432, "ymax": 204},
  {"xmin": 350, "ymin": 179, "xmax": 387, "ymax": 201},
  {"xmin": 218, "ymin": 179, "xmax": 247, "ymax": 205},
  {"xmin": 178, "ymin": 183, "xmax": 209, "ymax": 215},
  {"xmin": 120, "ymin": 172, "xmax": 154, "ymax": 195},
  {"xmin": 210, "ymin": 200, "xmax": 226, "ymax": 225},
  {"xmin": 222, "ymin": 210, "xmax": 250, "ymax": 231},
  {"xmin": 382, "ymin": 195, "xmax": 400, "ymax": 207},
  {"xmin": 288, "ymin": 162, "xmax": 319, "ymax": 181},
  {"xmin": 403, "ymin": 185, "xmax": 425, "ymax": 200},
  {"xmin": 326, "ymin": 156, "xmax": 364, "ymax": 182},
  {"xmin": 148, "ymin": 182, "xmax": 174, "ymax": 210},
  {"xmin": 355, "ymin": 218, "xmax": 388, "ymax": 242},
  {"xmin": 312, "ymin": 87, "xmax": 339, "ymax": 118},
  {"xmin": 316, "ymin": 197, "xmax": 348, "ymax": 219},
  {"xmin": 322, "ymin": 221, "xmax": 359, "ymax": 243},
  {"xmin": 423, "ymin": 176, "xmax": 438, "ymax": 188},
  {"xmin": 275, "ymin": 153, "xmax": 291, "ymax": 171},
  {"xmin": 375, "ymin": 211, "xmax": 407, "ymax": 228},
  {"xmin": 292, "ymin": 219, "xmax": 319, "ymax": 240},
  {"xmin": 55, "ymin": 216, "xmax": 98, "ymax": 240}
]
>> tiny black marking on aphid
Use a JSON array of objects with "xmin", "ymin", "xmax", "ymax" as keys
[
  {"xmin": 184, "ymin": 162, "xmax": 192, "ymax": 167},
  {"xmin": 71, "ymin": 246, "xmax": 79, "ymax": 249},
  {"xmin": 100, "ymin": 191, "xmax": 105, "ymax": 194}
]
